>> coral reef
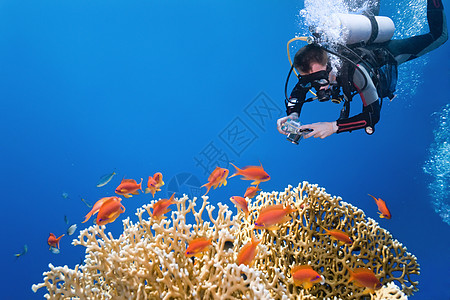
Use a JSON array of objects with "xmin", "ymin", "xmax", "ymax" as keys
[{"xmin": 32, "ymin": 182, "xmax": 419, "ymax": 299}]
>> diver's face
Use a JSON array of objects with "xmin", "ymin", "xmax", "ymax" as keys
[{"xmin": 297, "ymin": 63, "xmax": 330, "ymax": 91}]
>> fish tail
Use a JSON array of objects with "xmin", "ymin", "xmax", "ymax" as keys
[
  {"xmin": 318, "ymin": 224, "xmax": 329, "ymax": 233},
  {"xmin": 251, "ymin": 231, "xmax": 261, "ymax": 245},
  {"xmin": 202, "ymin": 183, "xmax": 212, "ymax": 195},
  {"xmin": 368, "ymin": 194, "xmax": 378, "ymax": 202},
  {"xmin": 344, "ymin": 265, "xmax": 353, "ymax": 283},
  {"xmin": 229, "ymin": 162, "xmax": 241, "ymax": 177},
  {"xmin": 168, "ymin": 192, "xmax": 176, "ymax": 203},
  {"xmin": 139, "ymin": 178, "xmax": 143, "ymax": 192},
  {"xmin": 82, "ymin": 212, "xmax": 93, "ymax": 223}
]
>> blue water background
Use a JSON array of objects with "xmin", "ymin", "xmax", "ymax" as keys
[{"xmin": 0, "ymin": 0, "xmax": 449, "ymax": 299}]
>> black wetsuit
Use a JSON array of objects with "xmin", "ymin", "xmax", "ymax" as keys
[{"xmin": 286, "ymin": 0, "xmax": 448, "ymax": 134}]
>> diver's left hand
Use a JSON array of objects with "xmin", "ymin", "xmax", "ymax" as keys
[{"xmin": 300, "ymin": 121, "xmax": 338, "ymax": 139}]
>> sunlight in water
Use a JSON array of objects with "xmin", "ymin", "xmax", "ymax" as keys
[
  {"xmin": 423, "ymin": 104, "xmax": 450, "ymax": 226},
  {"xmin": 295, "ymin": 0, "xmax": 429, "ymax": 101}
]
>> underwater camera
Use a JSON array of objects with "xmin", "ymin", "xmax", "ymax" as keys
[{"xmin": 281, "ymin": 119, "xmax": 313, "ymax": 145}]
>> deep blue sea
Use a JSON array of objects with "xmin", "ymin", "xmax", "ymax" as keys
[{"xmin": 1, "ymin": 0, "xmax": 449, "ymax": 299}]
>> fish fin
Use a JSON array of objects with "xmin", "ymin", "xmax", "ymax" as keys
[
  {"xmin": 279, "ymin": 215, "xmax": 292, "ymax": 224},
  {"xmin": 144, "ymin": 188, "xmax": 151, "ymax": 194},
  {"xmin": 131, "ymin": 191, "xmax": 139, "ymax": 195},
  {"xmin": 123, "ymin": 194, "xmax": 132, "ymax": 198},
  {"xmin": 303, "ymin": 281, "xmax": 313, "ymax": 290},
  {"xmin": 121, "ymin": 179, "xmax": 136, "ymax": 183},
  {"xmin": 266, "ymin": 225, "xmax": 280, "ymax": 231},
  {"xmin": 291, "ymin": 265, "xmax": 313, "ymax": 273}
]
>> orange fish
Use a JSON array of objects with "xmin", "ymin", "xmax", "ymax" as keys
[
  {"xmin": 96, "ymin": 197, "xmax": 125, "ymax": 226},
  {"xmin": 201, "ymin": 166, "xmax": 229, "ymax": 195},
  {"xmin": 145, "ymin": 172, "xmax": 164, "ymax": 197},
  {"xmin": 347, "ymin": 267, "xmax": 382, "ymax": 293},
  {"xmin": 318, "ymin": 225, "xmax": 353, "ymax": 245},
  {"xmin": 82, "ymin": 196, "xmax": 121, "ymax": 223},
  {"xmin": 368, "ymin": 194, "xmax": 391, "ymax": 219},
  {"xmin": 185, "ymin": 237, "xmax": 212, "ymax": 258},
  {"xmin": 115, "ymin": 178, "xmax": 143, "ymax": 198},
  {"xmin": 47, "ymin": 233, "xmax": 64, "ymax": 249},
  {"xmin": 291, "ymin": 265, "xmax": 324, "ymax": 290},
  {"xmin": 230, "ymin": 196, "xmax": 250, "ymax": 217},
  {"xmin": 244, "ymin": 185, "xmax": 261, "ymax": 199},
  {"xmin": 254, "ymin": 204, "xmax": 296, "ymax": 230},
  {"xmin": 229, "ymin": 162, "xmax": 270, "ymax": 185},
  {"xmin": 237, "ymin": 232, "xmax": 261, "ymax": 266},
  {"xmin": 152, "ymin": 193, "xmax": 176, "ymax": 220}
]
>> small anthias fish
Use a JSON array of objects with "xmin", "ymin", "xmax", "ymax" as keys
[
  {"xmin": 237, "ymin": 232, "xmax": 261, "ymax": 266},
  {"xmin": 368, "ymin": 194, "xmax": 391, "ymax": 219},
  {"xmin": 318, "ymin": 225, "xmax": 353, "ymax": 245},
  {"xmin": 244, "ymin": 185, "xmax": 261, "ymax": 199},
  {"xmin": 185, "ymin": 237, "xmax": 213, "ymax": 258},
  {"xmin": 201, "ymin": 166, "xmax": 229, "ymax": 195},
  {"xmin": 291, "ymin": 265, "xmax": 324, "ymax": 290},
  {"xmin": 96, "ymin": 197, "xmax": 125, "ymax": 226},
  {"xmin": 229, "ymin": 163, "xmax": 270, "ymax": 185},
  {"xmin": 82, "ymin": 196, "xmax": 125, "ymax": 226},
  {"xmin": 47, "ymin": 233, "xmax": 64, "ymax": 249},
  {"xmin": 115, "ymin": 178, "xmax": 143, "ymax": 198},
  {"xmin": 145, "ymin": 172, "xmax": 164, "ymax": 197},
  {"xmin": 347, "ymin": 267, "xmax": 382, "ymax": 294},
  {"xmin": 14, "ymin": 245, "xmax": 28, "ymax": 258},
  {"xmin": 254, "ymin": 204, "xmax": 296, "ymax": 230},
  {"xmin": 66, "ymin": 224, "xmax": 77, "ymax": 236},
  {"xmin": 97, "ymin": 171, "xmax": 116, "ymax": 188},
  {"xmin": 152, "ymin": 193, "xmax": 176, "ymax": 220},
  {"xmin": 229, "ymin": 196, "xmax": 250, "ymax": 217}
]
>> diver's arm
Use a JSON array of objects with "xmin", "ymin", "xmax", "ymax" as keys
[
  {"xmin": 285, "ymin": 82, "xmax": 307, "ymax": 116},
  {"xmin": 336, "ymin": 65, "xmax": 380, "ymax": 134},
  {"xmin": 278, "ymin": 82, "xmax": 307, "ymax": 134}
]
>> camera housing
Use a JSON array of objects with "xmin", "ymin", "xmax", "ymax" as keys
[{"xmin": 281, "ymin": 119, "xmax": 313, "ymax": 145}]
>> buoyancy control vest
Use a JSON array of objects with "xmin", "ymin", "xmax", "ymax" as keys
[{"xmin": 337, "ymin": 44, "xmax": 398, "ymax": 101}]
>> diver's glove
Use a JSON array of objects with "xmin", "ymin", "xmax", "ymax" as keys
[{"xmin": 277, "ymin": 113, "xmax": 299, "ymax": 135}]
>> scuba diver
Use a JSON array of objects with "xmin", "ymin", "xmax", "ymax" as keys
[{"xmin": 277, "ymin": 0, "xmax": 448, "ymax": 140}]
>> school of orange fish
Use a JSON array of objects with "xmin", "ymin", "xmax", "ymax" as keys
[{"xmin": 47, "ymin": 164, "xmax": 392, "ymax": 295}]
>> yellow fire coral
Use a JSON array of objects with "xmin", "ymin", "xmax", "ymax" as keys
[{"xmin": 32, "ymin": 181, "xmax": 419, "ymax": 299}]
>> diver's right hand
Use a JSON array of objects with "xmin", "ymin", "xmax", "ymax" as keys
[{"xmin": 277, "ymin": 113, "xmax": 298, "ymax": 135}]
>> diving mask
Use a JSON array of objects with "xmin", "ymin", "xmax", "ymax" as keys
[{"xmin": 297, "ymin": 70, "xmax": 330, "ymax": 90}]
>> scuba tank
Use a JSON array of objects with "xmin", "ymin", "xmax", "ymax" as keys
[{"xmin": 333, "ymin": 13, "xmax": 395, "ymax": 45}]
